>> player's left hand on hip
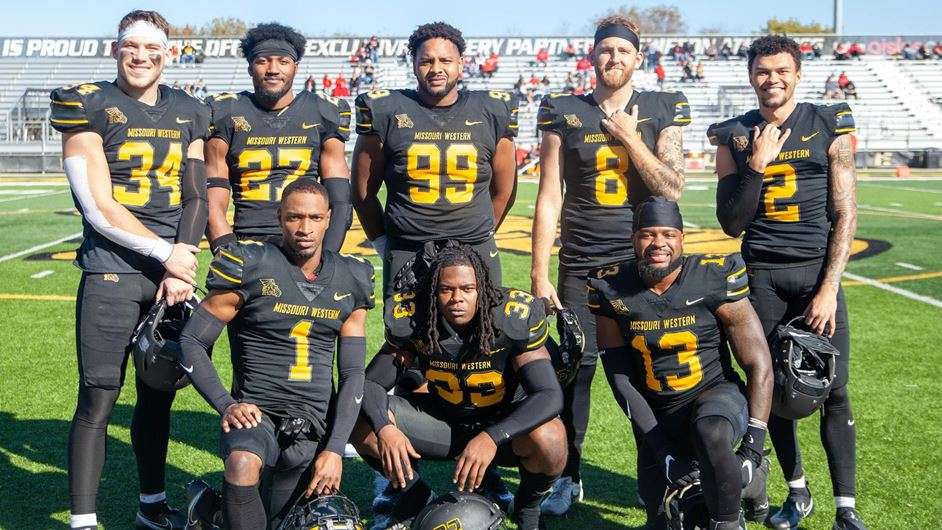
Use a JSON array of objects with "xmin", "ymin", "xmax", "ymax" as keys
[
  {"xmin": 803, "ymin": 288, "xmax": 838, "ymax": 337},
  {"xmin": 156, "ymin": 273, "xmax": 195, "ymax": 306},
  {"xmin": 306, "ymin": 450, "xmax": 343, "ymax": 497},
  {"xmin": 601, "ymin": 105, "xmax": 640, "ymax": 141},
  {"xmin": 453, "ymin": 432, "xmax": 497, "ymax": 492}
]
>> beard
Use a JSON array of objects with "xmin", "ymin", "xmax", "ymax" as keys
[
  {"xmin": 595, "ymin": 63, "xmax": 632, "ymax": 89},
  {"xmin": 418, "ymin": 75, "xmax": 459, "ymax": 98},
  {"xmin": 637, "ymin": 256, "xmax": 683, "ymax": 285},
  {"xmin": 254, "ymin": 78, "xmax": 292, "ymax": 107}
]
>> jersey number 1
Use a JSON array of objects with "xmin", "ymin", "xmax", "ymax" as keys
[{"xmin": 289, "ymin": 320, "xmax": 314, "ymax": 381}]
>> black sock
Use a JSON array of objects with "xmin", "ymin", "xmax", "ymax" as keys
[
  {"xmin": 514, "ymin": 468, "xmax": 556, "ymax": 528},
  {"xmin": 820, "ymin": 385, "xmax": 857, "ymax": 497},
  {"xmin": 132, "ymin": 378, "xmax": 175, "ymax": 495},
  {"xmin": 392, "ymin": 476, "xmax": 431, "ymax": 520},
  {"xmin": 223, "ymin": 482, "xmax": 266, "ymax": 530},
  {"xmin": 139, "ymin": 500, "xmax": 170, "ymax": 518}
]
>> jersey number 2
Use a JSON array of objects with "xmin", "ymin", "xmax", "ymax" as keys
[{"xmin": 762, "ymin": 163, "xmax": 800, "ymax": 222}]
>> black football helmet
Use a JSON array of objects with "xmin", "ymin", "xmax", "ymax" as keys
[
  {"xmin": 663, "ymin": 480, "xmax": 710, "ymax": 530},
  {"xmin": 543, "ymin": 302, "xmax": 585, "ymax": 387},
  {"xmin": 132, "ymin": 297, "xmax": 199, "ymax": 392},
  {"xmin": 769, "ymin": 317, "xmax": 839, "ymax": 420},
  {"xmin": 277, "ymin": 494, "xmax": 363, "ymax": 530},
  {"xmin": 184, "ymin": 479, "xmax": 223, "ymax": 530},
  {"xmin": 411, "ymin": 491, "xmax": 505, "ymax": 530}
]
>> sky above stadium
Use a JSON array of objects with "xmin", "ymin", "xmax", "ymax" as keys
[{"xmin": 0, "ymin": 0, "xmax": 936, "ymax": 36}]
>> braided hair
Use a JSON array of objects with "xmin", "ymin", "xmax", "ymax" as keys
[{"xmin": 419, "ymin": 243, "xmax": 503, "ymax": 357}]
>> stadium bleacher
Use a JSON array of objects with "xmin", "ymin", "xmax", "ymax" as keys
[{"xmin": 1, "ymin": 50, "xmax": 940, "ymax": 154}]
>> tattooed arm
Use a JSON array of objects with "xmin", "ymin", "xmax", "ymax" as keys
[
  {"xmin": 804, "ymin": 133, "xmax": 857, "ymax": 336},
  {"xmin": 602, "ymin": 109, "xmax": 685, "ymax": 201}
]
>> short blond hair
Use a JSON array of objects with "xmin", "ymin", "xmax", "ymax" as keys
[
  {"xmin": 596, "ymin": 15, "xmax": 641, "ymax": 37},
  {"xmin": 118, "ymin": 10, "xmax": 170, "ymax": 36}
]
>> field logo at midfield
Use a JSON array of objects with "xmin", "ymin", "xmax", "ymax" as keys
[{"xmin": 26, "ymin": 215, "xmax": 888, "ymax": 263}]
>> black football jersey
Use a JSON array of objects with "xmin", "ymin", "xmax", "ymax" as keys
[
  {"xmin": 209, "ymin": 90, "xmax": 352, "ymax": 238},
  {"xmin": 537, "ymin": 91, "xmax": 691, "ymax": 270},
  {"xmin": 385, "ymin": 287, "xmax": 549, "ymax": 420},
  {"xmin": 206, "ymin": 241, "xmax": 375, "ymax": 434},
  {"xmin": 587, "ymin": 253, "xmax": 749, "ymax": 412},
  {"xmin": 355, "ymin": 89, "xmax": 518, "ymax": 243},
  {"xmin": 707, "ymin": 102, "xmax": 855, "ymax": 265},
  {"xmin": 50, "ymin": 81, "xmax": 211, "ymax": 273}
]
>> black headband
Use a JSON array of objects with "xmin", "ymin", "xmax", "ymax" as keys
[
  {"xmin": 594, "ymin": 24, "xmax": 640, "ymax": 51},
  {"xmin": 633, "ymin": 197, "xmax": 684, "ymax": 232},
  {"xmin": 248, "ymin": 39, "xmax": 299, "ymax": 62}
]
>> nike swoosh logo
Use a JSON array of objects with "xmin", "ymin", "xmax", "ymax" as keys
[
  {"xmin": 138, "ymin": 515, "xmax": 173, "ymax": 530},
  {"xmin": 175, "ymin": 117, "xmax": 192, "ymax": 124},
  {"xmin": 636, "ymin": 118, "xmax": 651, "ymax": 124},
  {"xmin": 685, "ymin": 297, "xmax": 704, "ymax": 306},
  {"xmin": 301, "ymin": 122, "xmax": 320, "ymax": 130},
  {"xmin": 334, "ymin": 292, "xmax": 352, "ymax": 301},
  {"xmin": 354, "ymin": 394, "xmax": 363, "ymax": 404},
  {"xmin": 465, "ymin": 120, "xmax": 483, "ymax": 126},
  {"xmin": 182, "ymin": 365, "xmax": 194, "ymax": 374},
  {"xmin": 489, "ymin": 347, "xmax": 506, "ymax": 354},
  {"xmin": 742, "ymin": 459, "xmax": 753, "ymax": 485},
  {"xmin": 801, "ymin": 131, "xmax": 819, "ymax": 141},
  {"xmin": 848, "ymin": 418, "xmax": 855, "ymax": 426},
  {"xmin": 489, "ymin": 250, "xmax": 499, "ymax": 258}
]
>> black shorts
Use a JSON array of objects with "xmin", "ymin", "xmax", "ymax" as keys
[
  {"xmin": 219, "ymin": 413, "xmax": 319, "ymax": 471},
  {"xmin": 75, "ymin": 270, "xmax": 162, "ymax": 389},
  {"xmin": 557, "ymin": 265, "xmax": 599, "ymax": 365},
  {"xmin": 387, "ymin": 394, "xmax": 520, "ymax": 466},
  {"xmin": 747, "ymin": 259, "xmax": 850, "ymax": 388},
  {"xmin": 382, "ymin": 236, "xmax": 502, "ymax": 299}
]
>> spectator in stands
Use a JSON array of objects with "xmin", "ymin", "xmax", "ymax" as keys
[
  {"xmin": 170, "ymin": 44, "xmax": 180, "ymax": 64},
  {"xmin": 534, "ymin": 47, "xmax": 549, "ymax": 67},
  {"xmin": 171, "ymin": 80, "xmax": 180, "ymax": 90},
  {"xmin": 588, "ymin": 73, "xmax": 596, "ymax": 90},
  {"xmin": 528, "ymin": 72, "xmax": 540, "ymax": 86},
  {"xmin": 736, "ymin": 42, "xmax": 748, "ymax": 58},
  {"xmin": 480, "ymin": 51, "xmax": 499, "ymax": 78},
  {"xmin": 812, "ymin": 41, "xmax": 823, "ymax": 58},
  {"xmin": 655, "ymin": 59, "xmax": 666, "ymax": 89},
  {"xmin": 902, "ymin": 43, "xmax": 916, "ymax": 60},
  {"xmin": 562, "ymin": 40, "xmax": 577, "ymax": 60},
  {"xmin": 463, "ymin": 55, "xmax": 477, "ymax": 77},
  {"xmin": 824, "ymin": 74, "xmax": 842, "ymax": 101},
  {"xmin": 694, "ymin": 61, "xmax": 705, "ymax": 81},
  {"xmin": 193, "ymin": 79, "xmax": 207, "ymax": 99},
  {"xmin": 705, "ymin": 43, "xmax": 717, "ymax": 60},
  {"xmin": 932, "ymin": 41, "xmax": 942, "ymax": 58},
  {"xmin": 720, "ymin": 41, "xmax": 733, "ymax": 60},
  {"xmin": 575, "ymin": 54, "xmax": 592, "ymax": 74},
  {"xmin": 671, "ymin": 42, "xmax": 684, "ymax": 61},
  {"xmin": 322, "ymin": 73, "xmax": 332, "ymax": 95},
  {"xmin": 679, "ymin": 60, "xmax": 695, "ymax": 82},
  {"xmin": 514, "ymin": 75, "xmax": 525, "ymax": 93},
  {"xmin": 838, "ymin": 72, "xmax": 858, "ymax": 99},
  {"xmin": 917, "ymin": 43, "xmax": 931, "ymax": 60},
  {"xmin": 800, "ymin": 41, "xmax": 815, "ymax": 60},
  {"xmin": 833, "ymin": 41, "xmax": 850, "ymax": 60},
  {"xmin": 367, "ymin": 35, "xmax": 379, "ymax": 63},
  {"xmin": 563, "ymin": 72, "xmax": 576, "ymax": 93},
  {"xmin": 305, "ymin": 74, "xmax": 316, "ymax": 92},
  {"xmin": 850, "ymin": 42, "xmax": 865, "ymax": 59},
  {"xmin": 837, "ymin": 71, "xmax": 850, "ymax": 90},
  {"xmin": 180, "ymin": 41, "xmax": 195, "ymax": 66},
  {"xmin": 332, "ymin": 75, "xmax": 349, "ymax": 97},
  {"xmin": 646, "ymin": 42, "xmax": 661, "ymax": 70},
  {"xmin": 540, "ymin": 74, "xmax": 551, "ymax": 88}
]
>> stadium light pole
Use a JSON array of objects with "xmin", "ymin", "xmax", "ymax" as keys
[{"xmin": 834, "ymin": 0, "xmax": 844, "ymax": 34}]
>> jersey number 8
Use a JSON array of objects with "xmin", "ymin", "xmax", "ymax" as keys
[{"xmin": 594, "ymin": 145, "xmax": 630, "ymax": 206}]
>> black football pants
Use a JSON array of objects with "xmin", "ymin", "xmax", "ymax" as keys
[
  {"xmin": 747, "ymin": 260, "xmax": 856, "ymax": 497},
  {"xmin": 69, "ymin": 271, "xmax": 177, "ymax": 515}
]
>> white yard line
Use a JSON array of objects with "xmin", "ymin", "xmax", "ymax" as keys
[
  {"xmin": 895, "ymin": 262, "xmax": 924, "ymax": 271},
  {"xmin": 859, "ymin": 183, "xmax": 942, "ymax": 194},
  {"xmin": 683, "ymin": 221, "xmax": 701, "ymax": 229},
  {"xmin": 0, "ymin": 231, "xmax": 82, "ymax": 264},
  {"xmin": 843, "ymin": 271, "xmax": 942, "ymax": 309},
  {"xmin": 0, "ymin": 190, "xmax": 69, "ymax": 204},
  {"xmin": 0, "ymin": 181, "xmax": 69, "ymax": 187},
  {"xmin": 30, "ymin": 270, "xmax": 54, "ymax": 279}
]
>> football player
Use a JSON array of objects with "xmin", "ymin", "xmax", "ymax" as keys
[
  {"xmin": 178, "ymin": 179, "xmax": 374, "ymax": 529},
  {"xmin": 351, "ymin": 244, "xmax": 566, "ymax": 530},
  {"xmin": 50, "ymin": 10, "xmax": 210, "ymax": 530},
  {"xmin": 588, "ymin": 198, "xmax": 773, "ymax": 530},
  {"xmin": 530, "ymin": 14, "xmax": 690, "ymax": 514},
  {"xmin": 352, "ymin": 21, "xmax": 518, "ymax": 298},
  {"xmin": 707, "ymin": 35, "xmax": 865, "ymax": 529},
  {"xmin": 206, "ymin": 23, "xmax": 352, "ymax": 252}
]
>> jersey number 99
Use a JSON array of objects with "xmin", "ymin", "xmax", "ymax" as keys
[{"xmin": 406, "ymin": 143, "xmax": 478, "ymax": 204}]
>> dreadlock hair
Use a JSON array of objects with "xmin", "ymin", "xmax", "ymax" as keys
[
  {"xmin": 419, "ymin": 243, "xmax": 503, "ymax": 357},
  {"xmin": 239, "ymin": 22, "xmax": 307, "ymax": 61},
  {"xmin": 407, "ymin": 22, "xmax": 466, "ymax": 58}
]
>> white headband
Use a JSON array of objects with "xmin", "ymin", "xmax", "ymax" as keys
[{"xmin": 117, "ymin": 20, "xmax": 169, "ymax": 49}]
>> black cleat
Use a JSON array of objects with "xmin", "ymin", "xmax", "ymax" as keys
[
  {"xmin": 134, "ymin": 501, "xmax": 186, "ymax": 530},
  {"xmin": 832, "ymin": 507, "xmax": 868, "ymax": 530},
  {"xmin": 769, "ymin": 486, "xmax": 814, "ymax": 529},
  {"xmin": 742, "ymin": 455, "xmax": 770, "ymax": 523}
]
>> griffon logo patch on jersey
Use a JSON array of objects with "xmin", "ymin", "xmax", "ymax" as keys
[
  {"xmin": 231, "ymin": 116, "xmax": 252, "ymax": 132},
  {"xmin": 395, "ymin": 113, "xmax": 414, "ymax": 129},
  {"xmin": 260, "ymin": 278, "xmax": 282, "ymax": 297},
  {"xmin": 564, "ymin": 114, "xmax": 583, "ymax": 128},
  {"xmin": 105, "ymin": 107, "xmax": 127, "ymax": 125},
  {"xmin": 733, "ymin": 135, "xmax": 749, "ymax": 152},
  {"xmin": 611, "ymin": 299, "xmax": 630, "ymax": 315}
]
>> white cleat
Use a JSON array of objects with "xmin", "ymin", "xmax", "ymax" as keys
[{"xmin": 540, "ymin": 476, "xmax": 584, "ymax": 516}]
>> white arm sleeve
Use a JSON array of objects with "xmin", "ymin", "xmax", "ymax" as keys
[{"xmin": 64, "ymin": 155, "xmax": 173, "ymax": 263}]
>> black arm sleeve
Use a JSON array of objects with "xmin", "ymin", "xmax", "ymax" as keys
[
  {"xmin": 484, "ymin": 358, "xmax": 562, "ymax": 445},
  {"xmin": 324, "ymin": 336, "xmax": 366, "ymax": 454},
  {"xmin": 362, "ymin": 347, "xmax": 407, "ymax": 433},
  {"xmin": 715, "ymin": 166, "xmax": 763, "ymax": 238},
  {"xmin": 322, "ymin": 177, "xmax": 352, "ymax": 252},
  {"xmin": 178, "ymin": 306, "xmax": 237, "ymax": 415},
  {"xmin": 176, "ymin": 158, "xmax": 209, "ymax": 246},
  {"xmin": 600, "ymin": 346, "xmax": 672, "ymax": 458}
]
